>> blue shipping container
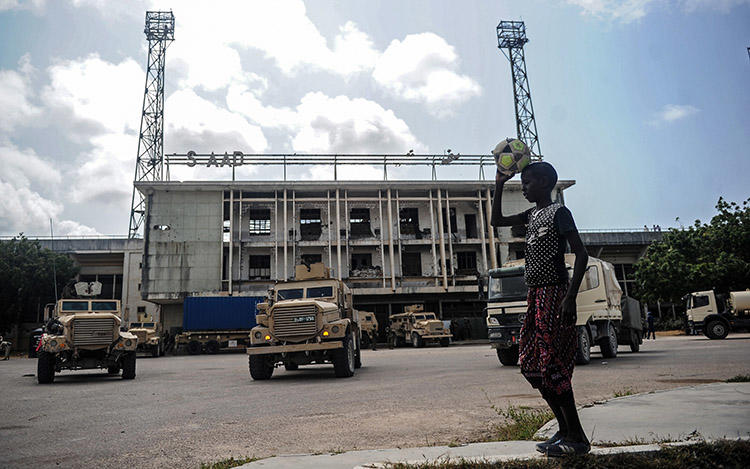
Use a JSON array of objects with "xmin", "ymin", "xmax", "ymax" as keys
[{"xmin": 183, "ymin": 296, "xmax": 262, "ymax": 331}]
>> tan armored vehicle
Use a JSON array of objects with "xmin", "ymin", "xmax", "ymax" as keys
[
  {"xmin": 129, "ymin": 313, "xmax": 165, "ymax": 357},
  {"xmin": 356, "ymin": 310, "xmax": 379, "ymax": 349},
  {"xmin": 36, "ymin": 282, "xmax": 137, "ymax": 383},
  {"xmin": 247, "ymin": 263, "xmax": 361, "ymax": 379},
  {"xmin": 486, "ymin": 255, "xmax": 642, "ymax": 366},
  {"xmin": 389, "ymin": 305, "xmax": 451, "ymax": 348}
]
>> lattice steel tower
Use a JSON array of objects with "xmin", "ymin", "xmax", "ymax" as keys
[
  {"xmin": 128, "ymin": 11, "xmax": 175, "ymax": 238},
  {"xmin": 497, "ymin": 20, "xmax": 542, "ymax": 160}
]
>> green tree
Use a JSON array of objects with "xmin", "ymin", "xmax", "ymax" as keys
[
  {"xmin": 0, "ymin": 235, "xmax": 79, "ymax": 342},
  {"xmin": 634, "ymin": 197, "xmax": 750, "ymax": 304}
]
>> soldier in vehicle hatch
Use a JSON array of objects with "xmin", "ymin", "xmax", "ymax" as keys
[{"xmin": 492, "ymin": 160, "xmax": 590, "ymax": 456}]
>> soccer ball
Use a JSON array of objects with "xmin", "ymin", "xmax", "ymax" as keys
[{"xmin": 492, "ymin": 138, "xmax": 531, "ymax": 176}]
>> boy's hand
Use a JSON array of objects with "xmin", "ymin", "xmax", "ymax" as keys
[
  {"xmin": 495, "ymin": 170, "xmax": 513, "ymax": 184},
  {"xmin": 561, "ymin": 293, "xmax": 577, "ymax": 320}
]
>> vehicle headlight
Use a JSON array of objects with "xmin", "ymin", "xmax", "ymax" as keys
[
  {"xmin": 125, "ymin": 339, "xmax": 132, "ymax": 347},
  {"xmin": 264, "ymin": 335, "xmax": 271, "ymax": 341},
  {"xmin": 50, "ymin": 339, "xmax": 58, "ymax": 347},
  {"xmin": 489, "ymin": 317, "xmax": 499, "ymax": 325},
  {"xmin": 254, "ymin": 331, "xmax": 262, "ymax": 339},
  {"xmin": 332, "ymin": 326, "xmax": 340, "ymax": 333}
]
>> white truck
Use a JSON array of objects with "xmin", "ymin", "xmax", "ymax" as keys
[
  {"xmin": 485, "ymin": 254, "xmax": 643, "ymax": 366},
  {"xmin": 685, "ymin": 290, "xmax": 750, "ymax": 339}
]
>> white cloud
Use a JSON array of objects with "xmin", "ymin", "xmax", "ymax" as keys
[
  {"xmin": 0, "ymin": 55, "xmax": 41, "ymax": 132},
  {"xmin": 373, "ymin": 33, "xmax": 481, "ymax": 116},
  {"xmin": 0, "ymin": 142, "xmax": 98, "ymax": 236},
  {"xmin": 291, "ymin": 92, "xmax": 427, "ymax": 154},
  {"xmin": 649, "ymin": 104, "xmax": 699, "ymax": 125},
  {"xmin": 164, "ymin": 88, "xmax": 268, "ymax": 153},
  {"xmin": 0, "ymin": 0, "xmax": 46, "ymax": 13},
  {"xmin": 567, "ymin": 0, "xmax": 750, "ymax": 22},
  {"xmin": 42, "ymin": 54, "xmax": 143, "ymax": 135}
]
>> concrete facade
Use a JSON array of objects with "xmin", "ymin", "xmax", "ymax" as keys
[{"xmin": 136, "ymin": 179, "xmax": 573, "ymax": 337}]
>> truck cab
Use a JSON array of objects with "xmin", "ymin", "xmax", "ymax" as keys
[
  {"xmin": 486, "ymin": 255, "xmax": 641, "ymax": 366},
  {"xmin": 247, "ymin": 263, "xmax": 360, "ymax": 379},
  {"xmin": 686, "ymin": 290, "xmax": 750, "ymax": 339}
]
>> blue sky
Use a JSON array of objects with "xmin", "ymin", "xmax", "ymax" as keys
[{"xmin": 0, "ymin": 0, "xmax": 748, "ymax": 235}]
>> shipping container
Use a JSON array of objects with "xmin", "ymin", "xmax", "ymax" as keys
[{"xmin": 183, "ymin": 296, "xmax": 262, "ymax": 331}]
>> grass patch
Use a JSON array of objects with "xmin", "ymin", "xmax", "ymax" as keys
[
  {"xmin": 200, "ymin": 456, "xmax": 259, "ymax": 469},
  {"xmin": 613, "ymin": 388, "xmax": 635, "ymax": 398},
  {"xmin": 385, "ymin": 440, "xmax": 750, "ymax": 469},
  {"xmin": 489, "ymin": 404, "xmax": 554, "ymax": 441},
  {"xmin": 726, "ymin": 374, "xmax": 750, "ymax": 383}
]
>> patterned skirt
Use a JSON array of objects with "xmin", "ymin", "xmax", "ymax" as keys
[{"xmin": 519, "ymin": 283, "xmax": 576, "ymax": 396}]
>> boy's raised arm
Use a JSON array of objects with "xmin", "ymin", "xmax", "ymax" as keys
[{"xmin": 490, "ymin": 172, "xmax": 527, "ymax": 227}]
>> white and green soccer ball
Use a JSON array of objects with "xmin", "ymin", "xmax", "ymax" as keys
[{"xmin": 492, "ymin": 138, "xmax": 531, "ymax": 176}]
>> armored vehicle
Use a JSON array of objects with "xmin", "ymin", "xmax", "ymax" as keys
[
  {"xmin": 389, "ymin": 305, "xmax": 451, "ymax": 348},
  {"xmin": 36, "ymin": 283, "xmax": 137, "ymax": 383},
  {"xmin": 129, "ymin": 315, "xmax": 165, "ymax": 357},
  {"xmin": 485, "ymin": 255, "xmax": 642, "ymax": 366},
  {"xmin": 357, "ymin": 309, "xmax": 379, "ymax": 349},
  {"xmin": 247, "ymin": 263, "xmax": 361, "ymax": 379},
  {"xmin": 685, "ymin": 290, "xmax": 750, "ymax": 339}
]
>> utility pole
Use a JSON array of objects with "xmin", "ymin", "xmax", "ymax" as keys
[
  {"xmin": 128, "ymin": 11, "xmax": 174, "ymax": 238},
  {"xmin": 497, "ymin": 20, "xmax": 542, "ymax": 160}
]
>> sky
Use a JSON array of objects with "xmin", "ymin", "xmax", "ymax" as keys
[{"xmin": 0, "ymin": 0, "xmax": 748, "ymax": 236}]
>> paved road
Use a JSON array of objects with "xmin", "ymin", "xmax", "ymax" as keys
[{"xmin": 1, "ymin": 334, "xmax": 749, "ymax": 468}]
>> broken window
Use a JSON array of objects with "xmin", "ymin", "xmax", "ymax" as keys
[
  {"xmin": 401, "ymin": 252, "xmax": 422, "ymax": 276},
  {"xmin": 441, "ymin": 208, "xmax": 457, "ymax": 234},
  {"xmin": 300, "ymin": 209, "xmax": 322, "ymax": 240},
  {"xmin": 248, "ymin": 209, "xmax": 271, "ymax": 235},
  {"xmin": 301, "ymin": 254, "xmax": 322, "ymax": 265},
  {"xmin": 399, "ymin": 207, "xmax": 419, "ymax": 235},
  {"xmin": 351, "ymin": 253, "xmax": 373, "ymax": 270},
  {"xmin": 464, "ymin": 214, "xmax": 477, "ymax": 238},
  {"xmin": 248, "ymin": 255, "xmax": 271, "ymax": 279},
  {"xmin": 350, "ymin": 208, "xmax": 372, "ymax": 238},
  {"xmin": 456, "ymin": 251, "xmax": 478, "ymax": 275}
]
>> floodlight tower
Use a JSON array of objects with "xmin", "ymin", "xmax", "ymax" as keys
[
  {"xmin": 128, "ymin": 11, "xmax": 175, "ymax": 238},
  {"xmin": 497, "ymin": 20, "xmax": 542, "ymax": 160}
]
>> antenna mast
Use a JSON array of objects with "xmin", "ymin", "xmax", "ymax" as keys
[
  {"xmin": 497, "ymin": 20, "xmax": 542, "ymax": 160},
  {"xmin": 128, "ymin": 11, "xmax": 174, "ymax": 238}
]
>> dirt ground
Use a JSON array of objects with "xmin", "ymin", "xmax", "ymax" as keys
[{"xmin": 1, "ymin": 333, "xmax": 748, "ymax": 468}]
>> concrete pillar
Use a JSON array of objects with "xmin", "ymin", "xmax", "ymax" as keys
[
  {"xmin": 476, "ymin": 190, "xmax": 488, "ymax": 273},
  {"xmin": 228, "ymin": 189, "xmax": 234, "ymax": 294},
  {"xmin": 436, "ymin": 189, "xmax": 448, "ymax": 290},
  {"xmin": 378, "ymin": 190, "xmax": 386, "ymax": 288},
  {"xmin": 445, "ymin": 190, "xmax": 455, "ymax": 286},
  {"xmin": 336, "ymin": 188, "xmax": 341, "ymax": 281},
  {"xmin": 428, "ymin": 191, "xmax": 438, "ymax": 286},
  {"xmin": 283, "ymin": 189, "xmax": 288, "ymax": 280},
  {"xmin": 386, "ymin": 188, "xmax": 396, "ymax": 290},
  {"xmin": 485, "ymin": 187, "xmax": 498, "ymax": 269}
]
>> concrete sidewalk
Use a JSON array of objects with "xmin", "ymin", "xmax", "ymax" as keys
[{"xmin": 239, "ymin": 382, "xmax": 750, "ymax": 469}]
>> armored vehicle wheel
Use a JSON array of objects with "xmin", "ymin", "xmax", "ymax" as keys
[
  {"xmin": 440, "ymin": 338, "xmax": 450, "ymax": 347},
  {"xmin": 629, "ymin": 330, "xmax": 640, "ymax": 353},
  {"xmin": 411, "ymin": 333, "xmax": 423, "ymax": 348},
  {"xmin": 121, "ymin": 352, "xmax": 136, "ymax": 379},
  {"xmin": 496, "ymin": 345, "xmax": 519, "ymax": 366},
  {"xmin": 599, "ymin": 323, "xmax": 618, "ymax": 358},
  {"xmin": 705, "ymin": 320, "xmax": 729, "ymax": 340},
  {"xmin": 107, "ymin": 366, "xmax": 120, "ymax": 374},
  {"xmin": 333, "ymin": 334, "xmax": 355, "ymax": 378},
  {"xmin": 354, "ymin": 348, "xmax": 362, "ymax": 369},
  {"xmin": 151, "ymin": 345, "xmax": 160, "ymax": 358},
  {"xmin": 284, "ymin": 363, "xmax": 299, "ymax": 371},
  {"xmin": 205, "ymin": 340, "xmax": 220, "ymax": 354},
  {"xmin": 575, "ymin": 326, "xmax": 591, "ymax": 365},
  {"xmin": 187, "ymin": 340, "xmax": 202, "ymax": 355},
  {"xmin": 37, "ymin": 351, "xmax": 56, "ymax": 384},
  {"xmin": 249, "ymin": 355, "xmax": 274, "ymax": 380}
]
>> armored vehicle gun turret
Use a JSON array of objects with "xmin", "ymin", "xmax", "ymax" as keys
[{"xmin": 247, "ymin": 263, "xmax": 361, "ymax": 379}]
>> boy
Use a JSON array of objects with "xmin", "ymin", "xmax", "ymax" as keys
[{"xmin": 491, "ymin": 161, "xmax": 590, "ymax": 456}]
